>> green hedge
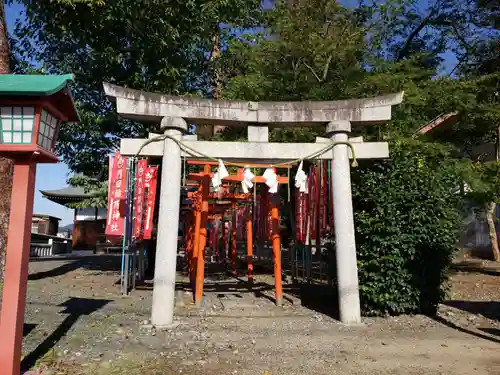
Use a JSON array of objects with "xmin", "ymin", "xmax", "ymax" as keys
[{"xmin": 352, "ymin": 139, "xmax": 463, "ymax": 316}]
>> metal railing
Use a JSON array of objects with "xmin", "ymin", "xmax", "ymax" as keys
[{"xmin": 30, "ymin": 238, "xmax": 72, "ymax": 258}]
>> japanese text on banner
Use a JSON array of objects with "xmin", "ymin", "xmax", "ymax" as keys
[
  {"xmin": 133, "ymin": 159, "xmax": 147, "ymax": 240},
  {"xmin": 105, "ymin": 152, "xmax": 128, "ymax": 237},
  {"xmin": 143, "ymin": 166, "xmax": 158, "ymax": 240}
]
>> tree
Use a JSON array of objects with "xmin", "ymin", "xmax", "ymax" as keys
[
  {"xmin": 0, "ymin": 2, "xmax": 9, "ymax": 72},
  {"xmin": 468, "ymin": 0, "xmax": 500, "ymax": 261},
  {"xmin": 353, "ymin": 139, "xmax": 463, "ymax": 315},
  {"xmin": 1, "ymin": 0, "xmax": 139, "ymax": 280},
  {"xmin": 461, "ymin": 160, "xmax": 500, "ymax": 261},
  {"xmin": 9, "ymin": 0, "xmax": 500, "ymax": 307},
  {"xmin": 218, "ymin": 0, "xmax": 370, "ymax": 143},
  {"xmin": 414, "ymin": 0, "xmax": 500, "ymax": 261},
  {"xmin": 0, "ymin": 0, "xmax": 12, "ymax": 281},
  {"xmin": 457, "ymin": 0, "xmax": 500, "ymax": 261},
  {"xmin": 363, "ymin": 0, "xmax": 498, "ymax": 76},
  {"xmin": 360, "ymin": 0, "xmax": 500, "ymax": 261},
  {"xmin": 217, "ymin": 0, "xmax": 470, "ymax": 314},
  {"xmin": 67, "ymin": 175, "xmax": 108, "ymax": 209},
  {"xmin": 12, "ymin": 0, "xmax": 263, "ymax": 176}
]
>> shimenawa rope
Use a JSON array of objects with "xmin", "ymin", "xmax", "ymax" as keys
[{"xmin": 135, "ymin": 134, "xmax": 359, "ymax": 168}]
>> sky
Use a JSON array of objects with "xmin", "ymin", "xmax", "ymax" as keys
[{"xmin": 4, "ymin": 0, "xmax": 458, "ymax": 226}]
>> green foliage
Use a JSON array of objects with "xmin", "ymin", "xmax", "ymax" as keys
[
  {"xmin": 217, "ymin": 0, "xmax": 372, "ymax": 142},
  {"xmin": 11, "ymin": 0, "xmax": 263, "ymax": 175},
  {"xmin": 352, "ymin": 139, "xmax": 463, "ymax": 315},
  {"xmin": 462, "ymin": 160, "xmax": 500, "ymax": 205},
  {"xmin": 8, "ymin": 0, "xmax": 500, "ymax": 313},
  {"xmin": 51, "ymin": 0, "xmax": 105, "ymax": 7},
  {"xmin": 221, "ymin": 0, "xmax": 367, "ymax": 103},
  {"xmin": 216, "ymin": 1, "xmax": 481, "ymax": 314}
]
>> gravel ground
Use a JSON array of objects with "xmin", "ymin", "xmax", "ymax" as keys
[{"xmin": 1, "ymin": 254, "xmax": 499, "ymax": 375}]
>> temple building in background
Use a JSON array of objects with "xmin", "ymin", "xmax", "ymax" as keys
[
  {"xmin": 31, "ymin": 213, "xmax": 60, "ymax": 236},
  {"xmin": 40, "ymin": 186, "xmax": 107, "ymax": 251}
]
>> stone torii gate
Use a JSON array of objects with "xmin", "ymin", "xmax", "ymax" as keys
[{"xmin": 103, "ymin": 83, "xmax": 404, "ymax": 326}]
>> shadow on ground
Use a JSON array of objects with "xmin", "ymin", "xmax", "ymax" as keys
[
  {"xmin": 23, "ymin": 323, "xmax": 37, "ymax": 337},
  {"xmin": 452, "ymin": 261, "xmax": 500, "ymax": 277},
  {"xmin": 29, "ymin": 255, "xmax": 122, "ymax": 280},
  {"xmin": 172, "ymin": 260, "xmax": 340, "ymax": 319},
  {"xmin": 431, "ymin": 300, "xmax": 500, "ymax": 345},
  {"xmin": 480, "ymin": 327, "xmax": 500, "ymax": 337},
  {"xmin": 462, "ymin": 247, "xmax": 496, "ymax": 261},
  {"xmin": 445, "ymin": 300, "xmax": 500, "ymax": 321},
  {"xmin": 432, "ymin": 314, "xmax": 500, "ymax": 345},
  {"xmin": 21, "ymin": 297, "xmax": 111, "ymax": 372}
]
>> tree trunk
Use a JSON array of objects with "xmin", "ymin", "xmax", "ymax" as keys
[
  {"xmin": 0, "ymin": 0, "xmax": 12, "ymax": 281},
  {"xmin": 488, "ymin": 124, "xmax": 500, "ymax": 263},
  {"xmin": 0, "ymin": 1, "xmax": 9, "ymax": 72},
  {"xmin": 486, "ymin": 202, "xmax": 500, "ymax": 261}
]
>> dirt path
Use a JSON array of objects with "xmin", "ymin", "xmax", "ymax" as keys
[{"xmin": 2, "ymin": 255, "xmax": 499, "ymax": 374}]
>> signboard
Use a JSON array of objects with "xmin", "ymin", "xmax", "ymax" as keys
[
  {"xmin": 105, "ymin": 152, "xmax": 128, "ymax": 237},
  {"xmin": 133, "ymin": 159, "xmax": 147, "ymax": 240},
  {"xmin": 143, "ymin": 166, "xmax": 158, "ymax": 240}
]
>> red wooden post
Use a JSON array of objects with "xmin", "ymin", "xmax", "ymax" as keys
[
  {"xmin": 246, "ymin": 210, "xmax": 253, "ymax": 286},
  {"xmin": 195, "ymin": 167, "xmax": 210, "ymax": 306},
  {"xmin": 192, "ymin": 209, "xmax": 202, "ymax": 287},
  {"xmin": 221, "ymin": 220, "xmax": 227, "ymax": 261},
  {"xmin": 185, "ymin": 212, "xmax": 194, "ymax": 282},
  {"xmin": 213, "ymin": 221, "xmax": 219, "ymax": 261},
  {"xmin": 231, "ymin": 203, "xmax": 237, "ymax": 276},
  {"xmin": 270, "ymin": 194, "xmax": 283, "ymax": 306},
  {"xmin": 0, "ymin": 160, "xmax": 36, "ymax": 375}
]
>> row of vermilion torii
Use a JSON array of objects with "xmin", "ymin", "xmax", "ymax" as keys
[{"xmin": 105, "ymin": 153, "xmax": 335, "ymax": 300}]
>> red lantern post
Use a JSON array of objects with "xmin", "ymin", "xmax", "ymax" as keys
[{"xmin": 0, "ymin": 74, "xmax": 79, "ymax": 375}]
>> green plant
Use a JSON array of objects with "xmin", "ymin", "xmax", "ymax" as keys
[{"xmin": 352, "ymin": 138, "xmax": 463, "ymax": 315}]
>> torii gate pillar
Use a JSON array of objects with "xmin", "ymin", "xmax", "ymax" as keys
[
  {"xmin": 327, "ymin": 121, "xmax": 361, "ymax": 324},
  {"xmin": 151, "ymin": 116, "xmax": 187, "ymax": 328}
]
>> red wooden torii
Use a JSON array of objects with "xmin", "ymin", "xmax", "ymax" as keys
[{"xmin": 185, "ymin": 160, "xmax": 289, "ymax": 307}]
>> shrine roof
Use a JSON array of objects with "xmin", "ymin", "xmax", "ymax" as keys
[
  {"xmin": 33, "ymin": 213, "xmax": 62, "ymax": 221},
  {"xmin": 0, "ymin": 74, "xmax": 74, "ymax": 96},
  {"xmin": 414, "ymin": 112, "xmax": 459, "ymax": 136},
  {"xmin": 0, "ymin": 74, "xmax": 79, "ymax": 121},
  {"xmin": 42, "ymin": 182, "xmax": 196, "ymax": 206},
  {"xmin": 40, "ymin": 186, "xmax": 90, "ymax": 205}
]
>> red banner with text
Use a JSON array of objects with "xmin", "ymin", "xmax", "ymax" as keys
[
  {"xmin": 143, "ymin": 166, "xmax": 158, "ymax": 240},
  {"xmin": 105, "ymin": 152, "xmax": 128, "ymax": 238},
  {"xmin": 133, "ymin": 159, "xmax": 147, "ymax": 240}
]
